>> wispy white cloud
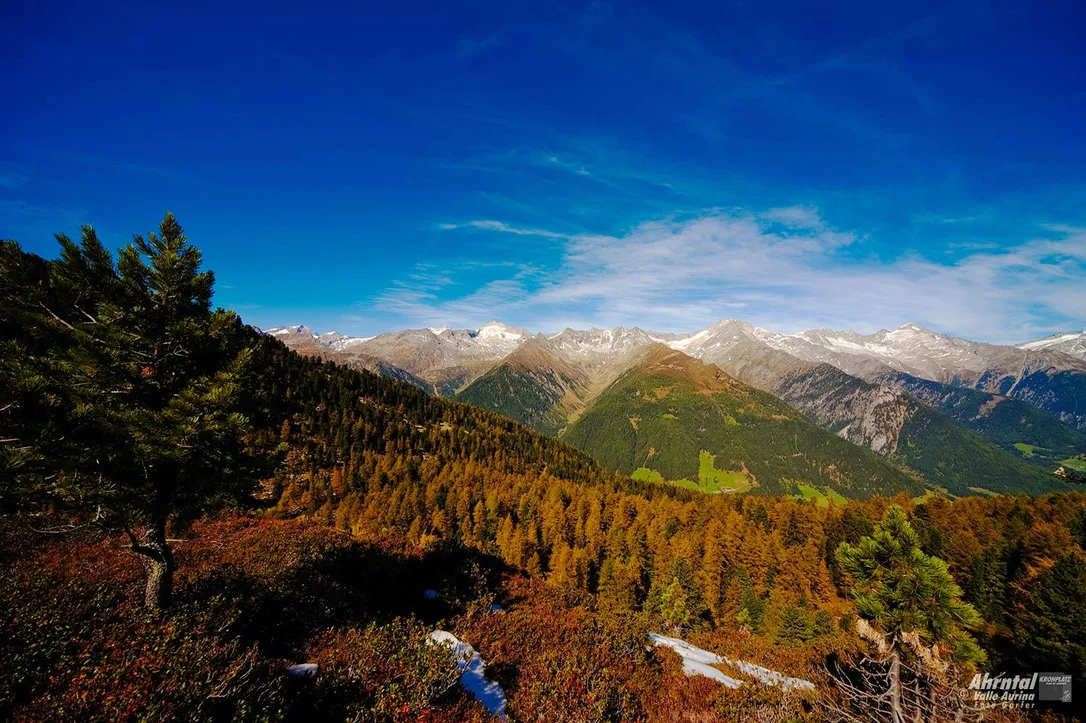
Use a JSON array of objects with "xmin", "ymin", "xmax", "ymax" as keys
[
  {"xmin": 438, "ymin": 220, "xmax": 570, "ymax": 239},
  {"xmin": 374, "ymin": 208, "xmax": 1086, "ymax": 343},
  {"xmin": 761, "ymin": 205, "xmax": 825, "ymax": 230}
]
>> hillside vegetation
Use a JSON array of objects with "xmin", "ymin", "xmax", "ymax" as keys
[
  {"xmin": 770, "ymin": 364, "xmax": 1068, "ymax": 497},
  {"xmin": 562, "ymin": 346, "xmax": 924, "ymax": 499},
  {"xmin": 456, "ymin": 339, "xmax": 589, "ymax": 436},
  {"xmin": 884, "ymin": 372, "xmax": 1086, "ymax": 467}
]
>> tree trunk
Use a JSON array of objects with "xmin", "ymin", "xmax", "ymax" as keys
[
  {"xmin": 888, "ymin": 649, "xmax": 905, "ymax": 723},
  {"xmin": 136, "ymin": 522, "xmax": 174, "ymax": 612}
]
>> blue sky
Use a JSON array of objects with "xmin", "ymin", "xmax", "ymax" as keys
[{"xmin": 2, "ymin": 0, "xmax": 1084, "ymax": 343}]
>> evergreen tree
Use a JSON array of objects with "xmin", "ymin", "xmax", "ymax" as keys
[
  {"xmin": 837, "ymin": 504, "xmax": 983, "ymax": 663},
  {"xmin": 1011, "ymin": 550, "xmax": 1086, "ymax": 680},
  {"xmin": 0, "ymin": 215, "xmax": 254, "ymax": 611},
  {"xmin": 645, "ymin": 557, "xmax": 707, "ymax": 632},
  {"xmin": 777, "ymin": 605, "xmax": 815, "ymax": 642},
  {"xmin": 829, "ymin": 505, "xmax": 985, "ymax": 722}
]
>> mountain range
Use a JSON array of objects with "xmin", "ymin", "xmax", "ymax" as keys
[{"xmin": 264, "ymin": 320, "xmax": 1086, "ymax": 498}]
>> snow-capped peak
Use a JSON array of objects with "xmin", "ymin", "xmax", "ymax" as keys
[
  {"xmin": 265, "ymin": 325, "xmax": 314, "ymax": 337},
  {"xmin": 889, "ymin": 321, "xmax": 929, "ymax": 335},
  {"xmin": 1017, "ymin": 330, "xmax": 1086, "ymax": 359},
  {"xmin": 475, "ymin": 322, "xmax": 528, "ymax": 341},
  {"xmin": 668, "ymin": 319, "xmax": 762, "ymax": 352},
  {"xmin": 328, "ymin": 335, "xmax": 375, "ymax": 350}
]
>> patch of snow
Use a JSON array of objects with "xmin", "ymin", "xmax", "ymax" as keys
[
  {"xmin": 286, "ymin": 663, "xmax": 319, "ymax": 679},
  {"xmin": 650, "ymin": 633, "xmax": 742, "ymax": 687},
  {"xmin": 649, "ymin": 633, "xmax": 814, "ymax": 692},
  {"xmin": 1018, "ymin": 331, "xmax": 1086, "ymax": 351},
  {"xmin": 429, "ymin": 326, "xmax": 451, "ymax": 336},
  {"xmin": 476, "ymin": 322, "xmax": 526, "ymax": 341},
  {"xmin": 265, "ymin": 325, "xmax": 313, "ymax": 337},
  {"xmin": 329, "ymin": 335, "xmax": 375, "ymax": 350},
  {"xmin": 723, "ymin": 657, "xmax": 815, "ymax": 691},
  {"xmin": 429, "ymin": 631, "xmax": 508, "ymax": 720},
  {"xmin": 669, "ymin": 327, "xmax": 713, "ymax": 351}
]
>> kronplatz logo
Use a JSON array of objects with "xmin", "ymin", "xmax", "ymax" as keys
[{"xmin": 967, "ymin": 672, "xmax": 1072, "ymax": 708}]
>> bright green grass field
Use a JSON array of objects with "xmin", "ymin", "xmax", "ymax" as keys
[
  {"xmin": 697, "ymin": 450, "xmax": 751, "ymax": 492},
  {"xmin": 631, "ymin": 467, "xmax": 665, "ymax": 484},
  {"xmin": 631, "ymin": 450, "xmax": 751, "ymax": 494},
  {"xmin": 1014, "ymin": 442, "xmax": 1046, "ymax": 458},
  {"xmin": 1061, "ymin": 457, "xmax": 1086, "ymax": 473},
  {"xmin": 792, "ymin": 483, "xmax": 847, "ymax": 507}
]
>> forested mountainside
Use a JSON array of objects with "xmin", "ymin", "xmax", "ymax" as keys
[
  {"xmin": 880, "ymin": 372, "xmax": 1086, "ymax": 465},
  {"xmin": 455, "ymin": 338, "xmax": 590, "ymax": 437},
  {"xmin": 758, "ymin": 362, "xmax": 1059, "ymax": 495},
  {"xmin": 660, "ymin": 324, "xmax": 1071, "ymax": 495},
  {"xmin": 560, "ymin": 345, "xmax": 924, "ymax": 499},
  {"xmin": 449, "ymin": 331, "xmax": 1065, "ymax": 498},
  {"xmin": 241, "ymin": 331, "xmax": 649, "ymax": 499}
]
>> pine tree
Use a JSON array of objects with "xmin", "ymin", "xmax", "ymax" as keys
[
  {"xmin": 837, "ymin": 504, "xmax": 983, "ymax": 662},
  {"xmin": 0, "ymin": 215, "xmax": 255, "ymax": 611},
  {"xmin": 645, "ymin": 557, "xmax": 707, "ymax": 632},
  {"xmin": 777, "ymin": 605, "xmax": 814, "ymax": 642},
  {"xmin": 829, "ymin": 504, "xmax": 985, "ymax": 722}
]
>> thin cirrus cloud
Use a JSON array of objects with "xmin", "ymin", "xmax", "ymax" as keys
[
  {"xmin": 437, "ymin": 220, "xmax": 570, "ymax": 239},
  {"xmin": 374, "ymin": 207, "xmax": 1086, "ymax": 343}
]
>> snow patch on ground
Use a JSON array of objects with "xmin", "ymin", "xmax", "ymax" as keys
[
  {"xmin": 650, "ymin": 633, "xmax": 743, "ymax": 687},
  {"xmin": 429, "ymin": 630, "xmax": 508, "ymax": 720},
  {"xmin": 649, "ymin": 633, "xmax": 814, "ymax": 692},
  {"xmin": 285, "ymin": 663, "xmax": 319, "ymax": 678},
  {"xmin": 722, "ymin": 656, "xmax": 815, "ymax": 691}
]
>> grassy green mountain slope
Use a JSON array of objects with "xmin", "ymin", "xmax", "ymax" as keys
[
  {"xmin": 562, "ymin": 345, "xmax": 924, "ymax": 499},
  {"xmin": 456, "ymin": 338, "xmax": 590, "ymax": 436}
]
